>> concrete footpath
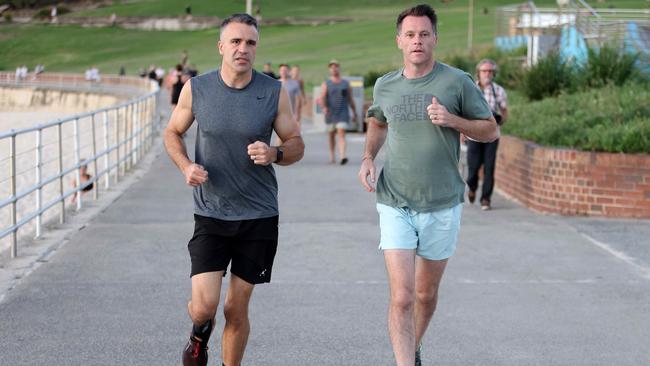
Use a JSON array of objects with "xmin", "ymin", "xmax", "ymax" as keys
[{"xmin": 0, "ymin": 118, "xmax": 649, "ymax": 365}]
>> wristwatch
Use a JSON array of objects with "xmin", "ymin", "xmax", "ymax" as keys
[{"xmin": 275, "ymin": 147, "xmax": 284, "ymax": 163}]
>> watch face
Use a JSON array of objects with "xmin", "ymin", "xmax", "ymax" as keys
[{"xmin": 276, "ymin": 148, "xmax": 284, "ymax": 162}]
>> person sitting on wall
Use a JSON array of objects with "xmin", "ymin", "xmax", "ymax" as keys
[{"xmin": 71, "ymin": 162, "xmax": 94, "ymax": 204}]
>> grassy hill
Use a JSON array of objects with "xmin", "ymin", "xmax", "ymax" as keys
[
  {"xmin": 65, "ymin": 0, "xmax": 647, "ymax": 18},
  {"xmin": 1, "ymin": 0, "xmax": 646, "ymax": 88}
]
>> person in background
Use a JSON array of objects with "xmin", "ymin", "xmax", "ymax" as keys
[
  {"xmin": 465, "ymin": 58, "xmax": 508, "ymax": 211},
  {"xmin": 318, "ymin": 59, "xmax": 357, "ymax": 165},
  {"xmin": 171, "ymin": 64, "xmax": 186, "ymax": 108},
  {"xmin": 290, "ymin": 64, "xmax": 305, "ymax": 104},
  {"xmin": 71, "ymin": 162, "xmax": 94, "ymax": 204},
  {"xmin": 262, "ymin": 62, "xmax": 277, "ymax": 79},
  {"xmin": 278, "ymin": 64, "xmax": 302, "ymax": 126}
]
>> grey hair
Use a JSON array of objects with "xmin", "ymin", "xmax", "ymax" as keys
[
  {"xmin": 220, "ymin": 13, "xmax": 258, "ymax": 33},
  {"xmin": 475, "ymin": 58, "xmax": 498, "ymax": 76}
]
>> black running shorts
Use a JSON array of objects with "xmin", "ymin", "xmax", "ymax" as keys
[{"xmin": 188, "ymin": 214, "xmax": 279, "ymax": 284}]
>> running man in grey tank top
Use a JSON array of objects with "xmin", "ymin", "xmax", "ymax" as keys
[
  {"xmin": 318, "ymin": 60, "xmax": 357, "ymax": 165},
  {"xmin": 163, "ymin": 13, "xmax": 304, "ymax": 366}
]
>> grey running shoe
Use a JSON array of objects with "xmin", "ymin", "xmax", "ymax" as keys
[{"xmin": 415, "ymin": 343, "xmax": 422, "ymax": 366}]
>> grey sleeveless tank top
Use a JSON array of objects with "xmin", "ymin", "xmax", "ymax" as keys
[
  {"xmin": 191, "ymin": 69, "xmax": 281, "ymax": 220},
  {"xmin": 325, "ymin": 79, "xmax": 350, "ymax": 124}
]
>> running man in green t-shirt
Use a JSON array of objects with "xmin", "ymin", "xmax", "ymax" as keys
[{"xmin": 358, "ymin": 4, "xmax": 499, "ymax": 365}]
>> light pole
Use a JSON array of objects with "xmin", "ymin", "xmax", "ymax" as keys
[
  {"xmin": 246, "ymin": 0, "xmax": 252, "ymax": 15},
  {"xmin": 467, "ymin": 0, "xmax": 474, "ymax": 51}
]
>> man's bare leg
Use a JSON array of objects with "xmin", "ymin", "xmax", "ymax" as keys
[
  {"xmin": 188, "ymin": 271, "xmax": 224, "ymax": 327},
  {"xmin": 336, "ymin": 127, "xmax": 347, "ymax": 163},
  {"xmin": 384, "ymin": 249, "xmax": 416, "ymax": 366},
  {"xmin": 414, "ymin": 258, "xmax": 448, "ymax": 346},
  {"xmin": 222, "ymin": 275, "xmax": 255, "ymax": 366},
  {"xmin": 328, "ymin": 130, "xmax": 336, "ymax": 163}
]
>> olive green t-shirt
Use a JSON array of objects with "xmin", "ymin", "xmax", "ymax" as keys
[{"xmin": 366, "ymin": 61, "xmax": 492, "ymax": 212}]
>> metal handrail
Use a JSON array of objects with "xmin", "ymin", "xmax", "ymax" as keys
[{"xmin": 0, "ymin": 73, "xmax": 160, "ymax": 258}]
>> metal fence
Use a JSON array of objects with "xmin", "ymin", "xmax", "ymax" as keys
[
  {"xmin": 0, "ymin": 74, "xmax": 160, "ymax": 258},
  {"xmin": 495, "ymin": 1, "xmax": 650, "ymax": 66}
]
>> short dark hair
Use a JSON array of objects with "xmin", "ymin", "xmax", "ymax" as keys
[
  {"xmin": 278, "ymin": 63, "xmax": 289, "ymax": 68},
  {"xmin": 220, "ymin": 13, "xmax": 258, "ymax": 32},
  {"xmin": 396, "ymin": 4, "xmax": 437, "ymax": 34}
]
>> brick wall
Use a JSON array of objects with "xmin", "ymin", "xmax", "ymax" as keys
[{"xmin": 495, "ymin": 136, "xmax": 650, "ymax": 218}]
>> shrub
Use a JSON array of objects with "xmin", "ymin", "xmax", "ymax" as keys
[
  {"xmin": 443, "ymin": 47, "xmax": 526, "ymax": 90},
  {"xmin": 363, "ymin": 66, "xmax": 397, "ymax": 89},
  {"xmin": 445, "ymin": 53, "xmax": 476, "ymax": 74},
  {"xmin": 521, "ymin": 52, "xmax": 576, "ymax": 101},
  {"xmin": 580, "ymin": 45, "xmax": 639, "ymax": 88},
  {"xmin": 504, "ymin": 83, "xmax": 650, "ymax": 153}
]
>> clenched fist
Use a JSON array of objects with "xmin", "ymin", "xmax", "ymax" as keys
[
  {"xmin": 247, "ymin": 141, "xmax": 275, "ymax": 166},
  {"xmin": 183, "ymin": 163, "xmax": 208, "ymax": 187},
  {"xmin": 426, "ymin": 97, "xmax": 454, "ymax": 128}
]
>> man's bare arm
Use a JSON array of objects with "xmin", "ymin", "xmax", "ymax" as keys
[
  {"xmin": 346, "ymin": 86, "xmax": 357, "ymax": 122},
  {"xmin": 358, "ymin": 117, "xmax": 388, "ymax": 192},
  {"xmin": 273, "ymin": 88, "xmax": 304, "ymax": 165},
  {"xmin": 427, "ymin": 97, "xmax": 499, "ymax": 142},
  {"xmin": 318, "ymin": 81, "xmax": 328, "ymax": 115},
  {"xmin": 163, "ymin": 81, "xmax": 208, "ymax": 186},
  {"xmin": 247, "ymin": 88, "xmax": 304, "ymax": 166}
]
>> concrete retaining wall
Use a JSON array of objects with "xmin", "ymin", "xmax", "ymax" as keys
[{"xmin": 0, "ymin": 86, "xmax": 124, "ymax": 114}]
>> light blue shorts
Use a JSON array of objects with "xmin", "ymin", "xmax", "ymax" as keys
[{"xmin": 376, "ymin": 203, "xmax": 463, "ymax": 260}]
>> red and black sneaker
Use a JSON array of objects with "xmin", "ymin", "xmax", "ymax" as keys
[{"xmin": 182, "ymin": 335, "xmax": 208, "ymax": 366}]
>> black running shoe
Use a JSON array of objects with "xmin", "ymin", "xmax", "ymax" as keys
[
  {"xmin": 415, "ymin": 343, "xmax": 422, "ymax": 366},
  {"xmin": 182, "ymin": 335, "xmax": 208, "ymax": 366}
]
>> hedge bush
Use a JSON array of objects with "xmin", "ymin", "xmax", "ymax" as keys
[
  {"xmin": 504, "ymin": 83, "xmax": 650, "ymax": 153},
  {"xmin": 363, "ymin": 66, "xmax": 397, "ymax": 90},
  {"xmin": 521, "ymin": 52, "xmax": 577, "ymax": 101},
  {"xmin": 520, "ymin": 46, "xmax": 642, "ymax": 100},
  {"xmin": 442, "ymin": 46, "xmax": 526, "ymax": 90},
  {"xmin": 581, "ymin": 46, "xmax": 639, "ymax": 88}
]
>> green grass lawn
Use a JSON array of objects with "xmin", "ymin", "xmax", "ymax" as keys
[
  {"xmin": 65, "ymin": 0, "xmax": 647, "ymax": 18},
  {"xmin": 1, "ymin": 0, "xmax": 646, "ymax": 90}
]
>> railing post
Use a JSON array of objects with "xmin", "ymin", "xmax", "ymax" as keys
[
  {"xmin": 116, "ymin": 107, "xmax": 121, "ymax": 182},
  {"xmin": 133, "ymin": 101, "xmax": 139, "ymax": 165},
  {"xmin": 140, "ymin": 100, "xmax": 146, "ymax": 155},
  {"xmin": 149, "ymin": 96, "xmax": 155, "ymax": 147},
  {"xmin": 133, "ymin": 101, "xmax": 138, "ymax": 165},
  {"xmin": 125, "ymin": 103, "xmax": 131, "ymax": 171},
  {"xmin": 91, "ymin": 113, "xmax": 98, "ymax": 201},
  {"xmin": 10, "ymin": 134, "xmax": 17, "ymax": 258},
  {"xmin": 35, "ymin": 128, "xmax": 43, "ymax": 238},
  {"xmin": 58, "ymin": 123, "xmax": 65, "ymax": 224},
  {"xmin": 73, "ymin": 117, "xmax": 81, "ymax": 211},
  {"xmin": 103, "ymin": 110, "xmax": 110, "ymax": 190}
]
